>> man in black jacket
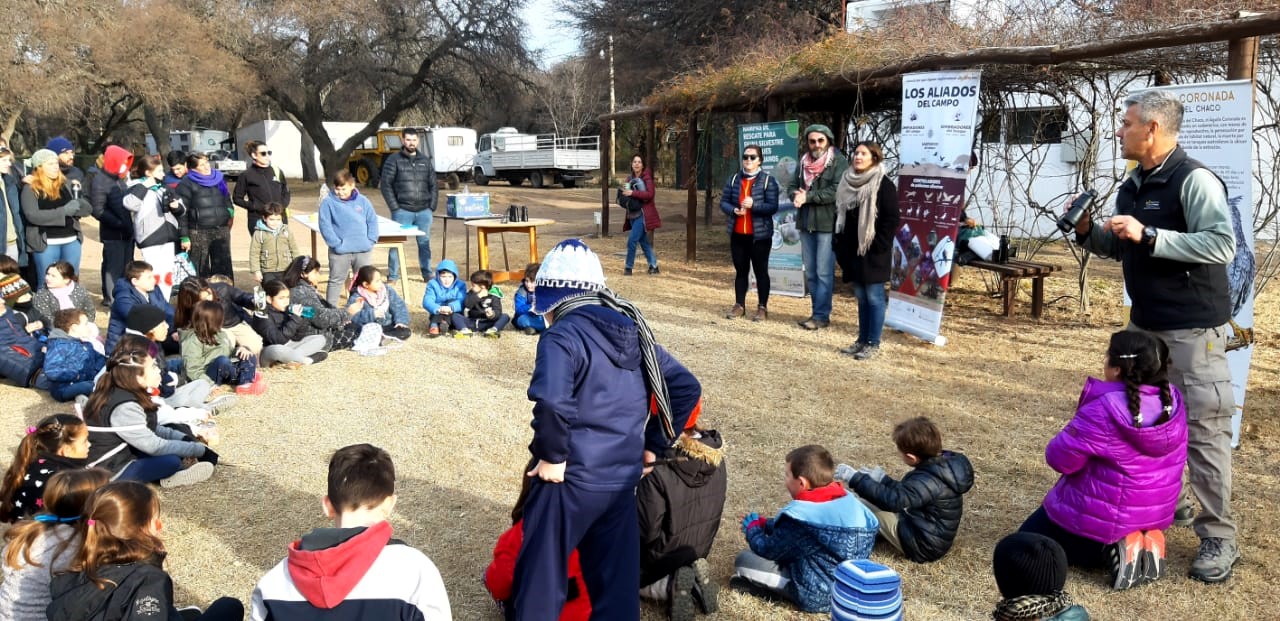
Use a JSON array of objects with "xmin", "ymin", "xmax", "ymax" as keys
[
  {"xmin": 381, "ymin": 128, "xmax": 437, "ymax": 282},
  {"xmin": 90, "ymin": 145, "xmax": 136, "ymax": 306},
  {"xmin": 233, "ymin": 140, "xmax": 290, "ymax": 234}
]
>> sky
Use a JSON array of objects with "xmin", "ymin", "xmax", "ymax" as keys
[{"xmin": 521, "ymin": 0, "xmax": 583, "ymax": 68}]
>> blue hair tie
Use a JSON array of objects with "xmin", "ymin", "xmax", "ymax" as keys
[{"xmin": 33, "ymin": 514, "xmax": 80, "ymax": 524}]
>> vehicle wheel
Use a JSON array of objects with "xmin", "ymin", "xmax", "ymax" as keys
[
  {"xmin": 505, "ymin": 174, "xmax": 525, "ymax": 186},
  {"xmin": 561, "ymin": 177, "xmax": 577, "ymax": 189},
  {"xmin": 529, "ymin": 171, "xmax": 545, "ymax": 189},
  {"xmin": 474, "ymin": 170, "xmax": 489, "ymax": 186},
  {"xmin": 446, "ymin": 172, "xmax": 460, "ymax": 190},
  {"xmin": 355, "ymin": 158, "xmax": 381, "ymax": 188}
]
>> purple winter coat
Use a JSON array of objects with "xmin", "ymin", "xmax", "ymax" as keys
[{"xmin": 1042, "ymin": 377, "xmax": 1188, "ymax": 545}]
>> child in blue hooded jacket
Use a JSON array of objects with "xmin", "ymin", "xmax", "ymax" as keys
[
  {"xmin": 421, "ymin": 259, "xmax": 466, "ymax": 337},
  {"xmin": 735, "ymin": 444, "xmax": 878, "ymax": 613},
  {"xmin": 512, "ymin": 262, "xmax": 546, "ymax": 335},
  {"xmin": 42, "ymin": 309, "xmax": 106, "ymax": 401}
]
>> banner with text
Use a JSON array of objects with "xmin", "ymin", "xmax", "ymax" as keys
[
  {"xmin": 738, "ymin": 120, "xmax": 804, "ymax": 297},
  {"xmin": 885, "ymin": 70, "xmax": 982, "ymax": 343},
  {"xmin": 1146, "ymin": 80, "xmax": 1256, "ymax": 446}
]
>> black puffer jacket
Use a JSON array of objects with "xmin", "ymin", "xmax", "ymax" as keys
[
  {"xmin": 209, "ymin": 281, "xmax": 254, "ymax": 328},
  {"xmin": 177, "ymin": 177, "xmax": 232, "ymax": 232},
  {"xmin": 47, "ymin": 557, "xmax": 179, "ymax": 621},
  {"xmin": 637, "ymin": 430, "xmax": 727, "ymax": 577},
  {"xmin": 849, "ymin": 450, "xmax": 973, "ymax": 563},
  {"xmin": 379, "ymin": 150, "xmax": 437, "ymax": 212},
  {"xmin": 250, "ymin": 305, "xmax": 317, "ymax": 345}
]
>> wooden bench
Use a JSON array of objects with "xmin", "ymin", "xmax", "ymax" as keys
[{"xmin": 966, "ymin": 259, "xmax": 1061, "ymax": 319}]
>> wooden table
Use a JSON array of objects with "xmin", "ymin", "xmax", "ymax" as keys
[
  {"xmin": 966, "ymin": 258, "xmax": 1061, "ymax": 319},
  {"xmin": 291, "ymin": 212, "xmax": 423, "ymax": 303},
  {"xmin": 464, "ymin": 218, "xmax": 556, "ymax": 283}
]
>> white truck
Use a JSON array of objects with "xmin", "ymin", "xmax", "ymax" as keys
[{"xmin": 472, "ymin": 128, "xmax": 600, "ymax": 188}]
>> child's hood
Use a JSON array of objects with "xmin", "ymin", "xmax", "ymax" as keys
[
  {"xmin": 433, "ymin": 259, "xmax": 460, "ymax": 279},
  {"xmin": 918, "ymin": 450, "xmax": 975, "ymax": 496},
  {"xmin": 1080, "ymin": 377, "xmax": 1188, "ymax": 458},
  {"xmin": 286, "ymin": 520, "xmax": 393, "ymax": 609},
  {"xmin": 255, "ymin": 219, "xmax": 287, "ymax": 235},
  {"xmin": 667, "ymin": 430, "xmax": 725, "ymax": 488},
  {"xmin": 487, "ymin": 285, "xmax": 504, "ymax": 298},
  {"xmin": 778, "ymin": 483, "xmax": 876, "ymax": 530}
]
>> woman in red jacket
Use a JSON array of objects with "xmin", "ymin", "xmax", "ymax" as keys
[
  {"xmin": 485, "ymin": 469, "xmax": 591, "ymax": 620},
  {"xmin": 622, "ymin": 154, "xmax": 661, "ymax": 275}
]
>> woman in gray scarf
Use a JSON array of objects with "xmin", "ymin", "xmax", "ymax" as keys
[{"xmin": 833, "ymin": 142, "xmax": 899, "ymax": 360}]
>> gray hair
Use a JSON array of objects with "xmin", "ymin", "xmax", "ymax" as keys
[{"xmin": 1123, "ymin": 90, "xmax": 1183, "ymax": 136}]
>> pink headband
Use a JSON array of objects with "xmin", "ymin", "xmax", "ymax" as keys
[{"xmin": 26, "ymin": 427, "xmax": 36, "ymax": 435}]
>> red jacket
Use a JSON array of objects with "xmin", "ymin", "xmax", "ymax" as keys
[
  {"xmin": 623, "ymin": 170, "xmax": 661, "ymax": 233},
  {"xmin": 484, "ymin": 520, "xmax": 591, "ymax": 620}
]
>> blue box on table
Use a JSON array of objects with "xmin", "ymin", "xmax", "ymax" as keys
[{"xmin": 446, "ymin": 193, "xmax": 491, "ymax": 218}]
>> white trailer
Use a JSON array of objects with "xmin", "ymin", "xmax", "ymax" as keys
[
  {"xmin": 234, "ymin": 120, "xmax": 369, "ymax": 180},
  {"xmin": 473, "ymin": 128, "xmax": 600, "ymax": 188}
]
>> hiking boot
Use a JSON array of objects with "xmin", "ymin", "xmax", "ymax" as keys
[
  {"xmin": 668, "ymin": 565, "xmax": 696, "ymax": 621},
  {"xmin": 428, "ymin": 325, "xmax": 440, "ymax": 337},
  {"xmin": 798, "ymin": 317, "xmax": 829, "ymax": 330},
  {"xmin": 648, "ymin": 265, "xmax": 660, "ymax": 274},
  {"xmin": 752, "ymin": 306, "xmax": 768, "ymax": 322},
  {"xmin": 484, "ymin": 327, "xmax": 500, "ymax": 339},
  {"xmin": 725, "ymin": 304, "xmax": 746, "ymax": 319},
  {"xmin": 1189, "ymin": 537, "xmax": 1239, "ymax": 583},
  {"xmin": 1174, "ymin": 504, "xmax": 1196, "ymax": 527},
  {"xmin": 521, "ymin": 327, "xmax": 538, "ymax": 335},
  {"xmin": 691, "ymin": 558, "xmax": 719, "ymax": 614},
  {"xmin": 1107, "ymin": 531, "xmax": 1143, "ymax": 590},
  {"xmin": 307, "ymin": 351, "xmax": 328, "ymax": 364},
  {"xmin": 1139, "ymin": 530, "xmax": 1167, "ymax": 584},
  {"xmin": 160, "ymin": 462, "xmax": 214, "ymax": 488},
  {"xmin": 854, "ymin": 344, "xmax": 881, "ymax": 360},
  {"xmin": 839, "ymin": 341, "xmax": 866, "ymax": 356}
]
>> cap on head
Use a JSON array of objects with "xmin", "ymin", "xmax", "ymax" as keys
[
  {"xmin": 46, "ymin": 137, "xmax": 74, "ymax": 155},
  {"xmin": 125, "ymin": 304, "xmax": 167, "ymax": 335},
  {"xmin": 30, "ymin": 149, "xmax": 58, "ymax": 169}
]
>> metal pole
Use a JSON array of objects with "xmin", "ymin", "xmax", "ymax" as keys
[{"xmin": 600, "ymin": 126, "xmax": 611, "ymax": 237}]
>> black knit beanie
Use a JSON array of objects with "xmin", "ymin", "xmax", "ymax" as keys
[
  {"xmin": 126, "ymin": 304, "xmax": 167, "ymax": 334},
  {"xmin": 992, "ymin": 532, "xmax": 1068, "ymax": 599}
]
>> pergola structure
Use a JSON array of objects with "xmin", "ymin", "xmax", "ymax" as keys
[{"xmin": 594, "ymin": 11, "xmax": 1280, "ymax": 262}]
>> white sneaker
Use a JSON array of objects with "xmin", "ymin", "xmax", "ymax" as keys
[{"xmin": 160, "ymin": 462, "xmax": 214, "ymax": 488}]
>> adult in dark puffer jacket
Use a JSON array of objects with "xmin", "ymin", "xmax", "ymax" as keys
[
  {"xmin": 177, "ymin": 153, "xmax": 234, "ymax": 279},
  {"xmin": 842, "ymin": 417, "xmax": 974, "ymax": 563},
  {"xmin": 89, "ymin": 145, "xmax": 134, "ymax": 306},
  {"xmin": 380, "ymin": 128, "xmax": 438, "ymax": 282},
  {"xmin": 637, "ymin": 424, "xmax": 727, "ymax": 613}
]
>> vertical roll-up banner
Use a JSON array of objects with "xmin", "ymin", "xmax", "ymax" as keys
[
  {"xmin": 738, "ymin": 120, "xmax": 805, "ymax": 297},
  {"xmin": 886, "ymin": 70, "xmax": 982, "ymax": 344},
  {"xmin": 1146, "ymin": 81, "xmax": 1256, "ymax": 447}
]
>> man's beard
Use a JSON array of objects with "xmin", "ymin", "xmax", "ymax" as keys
[{"xmin": 405, "ymin": 145, "xmax": 417, "ymax": 154}]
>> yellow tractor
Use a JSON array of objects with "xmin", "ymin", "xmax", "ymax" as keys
[{"xmin": 345, "ymin": 129, "xmax": 404, "ymax": 188}]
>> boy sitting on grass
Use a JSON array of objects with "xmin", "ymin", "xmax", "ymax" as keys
[
  {"xmin": 454, "ymin": 270, "xmax": 510, "ymax": 338},
  {"xmin": 836, "ymin": 416, "xmax": 974, "ymax": 563},
  {"xmin": 512, "ymin": 262, "xmax": 546, "ymax": 335},
  {"xmin": 251, "ymin": 443, "xmax": 451, "ymax": 620},
  {"xmin": 733, "ymin": 444, "xmax": 878, "ymax": 613},
  {"xmin": 42, "ymin": 309, "xmax": 106, "ymax": 402}
]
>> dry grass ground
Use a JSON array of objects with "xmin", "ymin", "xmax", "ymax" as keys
[{"xmin": 1, "ymin": 183, "xmax": 1276, "ymax": 620}]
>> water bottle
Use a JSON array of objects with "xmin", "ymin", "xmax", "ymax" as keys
[
  {"xmin": 301, "ymin": 306, "xmax": 316, "ymax": 319},
  {"xmin": 1057, "ymin": 189, "xmax": 1098, "ymax": 234}
]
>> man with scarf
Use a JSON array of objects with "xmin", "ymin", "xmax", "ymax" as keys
[
  {"xmin": 787, "ymin": 124, "xmax": 849, "ymax": 330},
  {"xmin": 512, "ymin": 239, "xmax": 702, "ymax": 621},
  {"xmin": 177, "ymin": 153, "xmax": 235, "ymax": 279},
  {"xmin": 833, "ymin": 142, "xmax": 899, "ymax": 360}
]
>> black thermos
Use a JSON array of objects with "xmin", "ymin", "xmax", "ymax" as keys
[{"xmin": 1057, "ymin": 189, "xmax": 1098, "ymax": 234}]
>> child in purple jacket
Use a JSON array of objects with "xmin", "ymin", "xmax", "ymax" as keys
[{"xmin": 1019, "ymin": 330, "xmax": 1187, "ymax": 591}]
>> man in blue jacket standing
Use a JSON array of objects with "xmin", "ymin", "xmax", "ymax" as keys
[
  {"xmin": 512, "ymin": 239, "xmax": 702, "ymax": 621},
  {"xmin": 381, "ymin": 128, "xmax": 437, "ymax": 284}
]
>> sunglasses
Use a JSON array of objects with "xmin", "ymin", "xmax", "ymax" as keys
[
  {"xmin": 808, "ymin": 138, "xmax": 827, "ymax": 145},
  {"xmin": 256, "ymin": 150, "xmax": 272, "ymax": 156},
  {"xmin": 742, "ymin": 154, "xmax": 760, "ymax": 161}
]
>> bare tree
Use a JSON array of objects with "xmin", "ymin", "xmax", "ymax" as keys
[{"xmin": 535, "ymin": 56, "xmax": 608, "ymax": 136}]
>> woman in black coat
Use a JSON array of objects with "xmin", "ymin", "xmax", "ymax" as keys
[{"xmin": 834, "ymin": 142, "xmax": 899, "ymax": 360}]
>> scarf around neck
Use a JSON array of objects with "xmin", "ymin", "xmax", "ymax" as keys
[
  {"xmin": 357, "ymin": 285, "xmax": 390, "ymax": 317},
  {"xmin": 834, "ymin": 163, "xmax": 885, "ymax": 254},
  {"xmin": 186, "ymin": 169, "xmax": 229, "ymax": 196},
  {"xmin": 49, "ymin": 282, "xmax": 76, "ymax": 309},
  {"xmin": 800, "ymin": 147, "xmax": 833, "ymax": 187},
  {"xmin": 552, "ymin": 290, "xmax": 677, "ymax": 446},
  {"xmin": 992, "ymin": 591, "xmax": 1076, "ymax": 621}
]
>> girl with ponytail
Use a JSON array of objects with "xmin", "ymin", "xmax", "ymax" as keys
[
  {"xmin": 1018, "ymin": 330, "xmax": 1188, "ymax": 591},
  {"xmin": 0, "ymin": 468, "xmax": 110, "ymax": 621},
  {"xmin": 46, "ymin": 481, "xmax": 243, "ymax": 621},
  {"xmin": 0, "ymin": 414, "xmax": 89, "ymax": 522}
]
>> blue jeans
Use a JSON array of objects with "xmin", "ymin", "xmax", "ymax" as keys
[
  {"xmin": 118, "ymin": 454, "xmax": 183, "ymax": 483},
  {"xmin": 625, "ymin": 223, "xmax": 656, "ymax": 270},
  {"xmin": 514, "ymin": 312, "xmax": 546, "ymax": 332},
  {"xmin": 50, "ymin": 380, "xmax": 95, "ymax": 402},
  {"xmin": 205, "ymin": 355, "xmax": 258, "ymax": 386},
  {"xmin": 32, "ymin": 240, "xmax": 82, "ymax": 289},
  {"xmin": 388, "ymin": 209, "xmax": 434, "ymax": 281},
  {"xmin": 799, "ymin": 231, "xmax": 834, "ymax": 321},
  {"xmin": 852, "ymin": 281, "xmax": 888, "ymax": 345}
]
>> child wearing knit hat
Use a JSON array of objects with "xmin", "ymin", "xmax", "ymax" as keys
[
  {"xmin": 992, "ymin": 533, "xmax": 1089, "ymax": 621},
  {"xmin": 0, "ymin": 254, "xmax": 32, "ymax": 309}
]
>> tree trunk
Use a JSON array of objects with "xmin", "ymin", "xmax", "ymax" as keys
[
  {"xmin": 285, "ymin": 112, "xmax": 319, "ymax": 182},
  {"xmin": 143, "ymin": 105, "xmax": 172, "ymax": 155},
  {"xmin": 0, "ymin": 109, "xmax": 19, "ymax": 145}
]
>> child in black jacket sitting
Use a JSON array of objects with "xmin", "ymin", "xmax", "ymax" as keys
[
  {"xmin": 836, "ymin": 416, "xmax": 974, "ymax": 563},
  {"xmin": 453, "ymin": 270, "xmax": 510, "ymax": 338}
]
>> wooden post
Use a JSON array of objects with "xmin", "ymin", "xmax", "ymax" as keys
[
  {"xmin": 600, "ymin": 124, "xmax": 611, "ymax": 237},
  {"xmin": 766, "ymin": 96, "xmax": 783, "ymax": 122},
  {"xmin": 684, "ymin": 115, "xmax": 698, "ymax": 262},
  {"xmin": 1227, "ymin": 33, "xmax": 1260, "ymax": 83},
  {"xmin": 643, "ymin": 115, "xmax": 657, "ymax": 181},
  {"xmin": 703, "ymin": 114, "xmax": 714, "ymax": 227}
]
